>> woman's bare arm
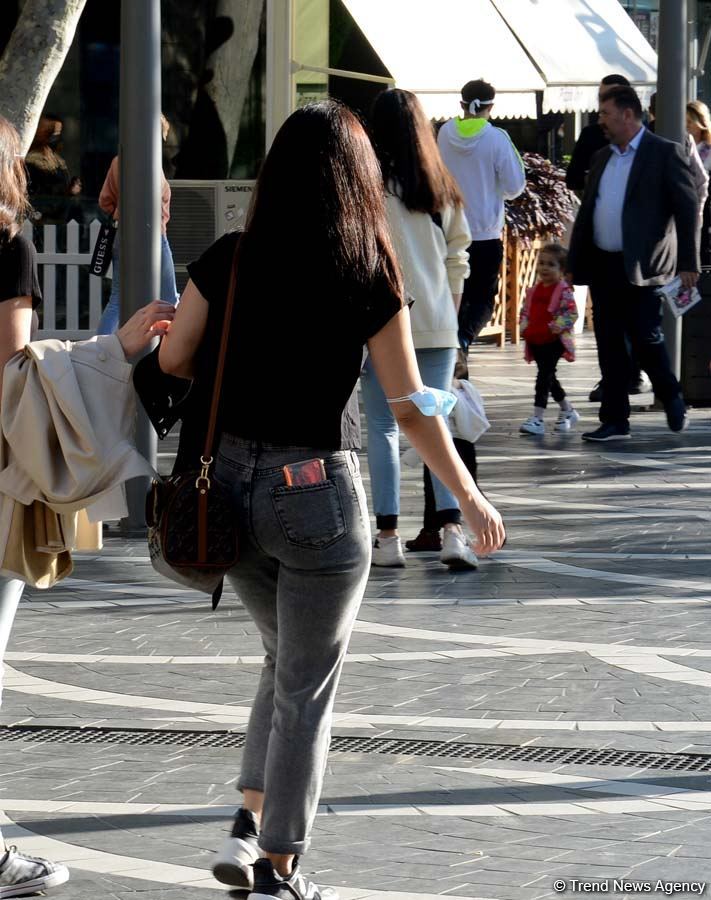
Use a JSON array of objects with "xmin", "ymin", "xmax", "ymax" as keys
[
  {"xmin": 158, "ymin": 280, "xmax": 208, "ymax": 378},
  {"xmin": 0, "ymin": 296, "xmax": 33, "ymax": 397}
]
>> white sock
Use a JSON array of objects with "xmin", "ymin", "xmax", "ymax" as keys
[
  {"xmin": 533, "ymin": 406, "xmax": 545, "ymax": 420},
  {"xmin": 559, "ymin": 398, "xmax": 572, "ymax": 412}
]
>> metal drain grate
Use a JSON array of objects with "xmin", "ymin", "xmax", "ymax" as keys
[{"xmin": 2, "ymin": 725, "xmax": 711, "ymax": 771}]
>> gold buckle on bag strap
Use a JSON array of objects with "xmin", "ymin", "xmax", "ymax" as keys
[{"xmin": 195, "ymin": 456, "xmax": 213, "ymax": 493}]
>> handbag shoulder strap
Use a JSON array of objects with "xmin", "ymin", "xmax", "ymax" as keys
[{"xmin": 202, "ymin": 240, "xmax": 239, "ymax": 462}]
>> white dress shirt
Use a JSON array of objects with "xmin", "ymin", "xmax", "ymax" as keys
[{"xmin": 593, "ymin": 126, "xmax": 645, "ymax": 252}]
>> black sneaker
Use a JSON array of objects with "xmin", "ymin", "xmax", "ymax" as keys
[
  {"xmin": 665, "ymin": 394, "xmax": 688, "ymax": 433},
  {"xmin": 213, "ymin": 808, "xmax": 261, "ymax": 889},
  {"xmin": 588, "ymin": 381, "xmax": 603, "ymax": 403},
  {"xmin": 249, "ymin": 857, "xmax": 338, "ymax": 900},
  {"xmin": 582, "ymin": 423, "xmax": 631, "ymax": 442}
]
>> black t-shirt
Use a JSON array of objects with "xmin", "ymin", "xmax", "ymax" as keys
[
  {"xmin": 0, "ymin": 233, "xmax": 42, "ymax": 309},
  {"xmin": 187, "ymin": 231, "xmax": 402, "ymax": 450}
]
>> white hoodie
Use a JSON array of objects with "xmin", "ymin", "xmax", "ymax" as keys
[
  {"xmin": 384, "ymin": 189, "xmax": 470, "ymax": 349},
  {"xmin": 438, "ymin": 118, "xmax": 526, "ymax": 241}
]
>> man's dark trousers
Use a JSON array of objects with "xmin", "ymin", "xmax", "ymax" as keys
[
  {"xmin": 590, "ymin": 249, "xmax": 681, "ymax": 427},
  {"xmin": 458, "ymin": 238, "xmax": 504, "ymax": 347}
]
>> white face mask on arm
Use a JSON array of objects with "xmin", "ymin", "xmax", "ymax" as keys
[{"xmin": 387, "ymin": 386, "xmax": 457, "ymax": 417}]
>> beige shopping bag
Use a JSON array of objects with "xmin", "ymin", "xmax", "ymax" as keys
[{"xmin": 74, "ymin": 509, "xmax": 103, "ymax": 551}]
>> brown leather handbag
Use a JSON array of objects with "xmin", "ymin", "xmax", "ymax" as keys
[{"xmin": 146, "ymin": 253, "xmax": 239, "ymax": 609}]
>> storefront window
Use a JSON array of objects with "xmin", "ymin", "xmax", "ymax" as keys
[{"xmin": 620, "ymin": 0, "xmax": 660, "ymax": 49}]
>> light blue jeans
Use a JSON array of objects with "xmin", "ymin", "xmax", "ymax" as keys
[
  {"xmin": 361, "ymin": 347, "xmax": 459, "ymax": 529},
  {"xmin": 0, "ymin": 577, "xmax": 24, "ymax": 704},
  {"xmin": 96, "ymin": 233, "xmax": 179, "ymax": 335}
]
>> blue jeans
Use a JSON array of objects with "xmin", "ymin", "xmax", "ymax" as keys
[
  {"xmin": 214, "ymin": 436, "xmax": 371, "ymax": 855},
  {"xmin": 96, "ymin": 233, "xmax": 179, "ymax": 335},
  {"xmin": 360, "ymin": 347, "xmax": 459, "ymax": 530}
]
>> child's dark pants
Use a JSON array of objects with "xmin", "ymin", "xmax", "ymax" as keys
[{"xmin": 530, "ymin": 341, "xmax": 566, "ymax": 409}]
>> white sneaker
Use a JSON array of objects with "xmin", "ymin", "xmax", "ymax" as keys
[
  {"xmin": 519, "ymin": 415, "xmax": 545, "ymax": 435},
  {"xmin": 372, "ymin": 536, "xmax": 406, "ymax": 567},
  {"xmin": 0, "ymin": 846, "xmax": 69, "ymax": 898},
  {"xmin": 440, "ymin": 527, "xmax": 478, "ymax": 570},
  {"xmin": 554, "ymin": 408, "xmax": 580, "ymax": 433},
  {"xmin": 212, "ymin": 808, "xmax": 261, "ymax": 888}
]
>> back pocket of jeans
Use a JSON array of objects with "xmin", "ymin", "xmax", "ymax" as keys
[{"xmin": 271, "ymin": 481, "xmax": 347, "ymax": 549}]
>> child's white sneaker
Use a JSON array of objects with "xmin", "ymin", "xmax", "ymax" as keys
[
  {"xmin": 519, "ymin": 415, "xmax": 545, "ymax": 436},
  {"xmin": 554, "ymin": 408, "xmax": 580, "ymax": 433}
]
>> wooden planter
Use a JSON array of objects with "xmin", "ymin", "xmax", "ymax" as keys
[
  {"xmin": 477, "ymin": 229, "xmax": 507, "ymax": 348},
  {"xmin": 506, "ymin": 234, "xmax": 547, "ymax": 344}
]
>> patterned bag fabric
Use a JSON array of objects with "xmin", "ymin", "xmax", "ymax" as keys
[{"xmin": 146, "ymin": 245, "xmax": 240, "ymax": 608}]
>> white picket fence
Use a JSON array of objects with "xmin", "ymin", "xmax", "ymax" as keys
[{"xmin": 22, "ymin": 219, "xmax": 106, "ymax": 339}]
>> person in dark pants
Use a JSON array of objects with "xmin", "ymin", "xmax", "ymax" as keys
[
  {"xmin": 565, "ymin": 74, "xmax": 652, "ymax": 401},
  {"xmin": 519, "ymin": 244, "xmax": 579, "ymax": 436},
  {"xmin": 437, "ymin": 79, "xmax": 525, "ymax": 355},
  {"xmin": 568, "ymin": 85, "xmax": 700, "ymax": 441}
]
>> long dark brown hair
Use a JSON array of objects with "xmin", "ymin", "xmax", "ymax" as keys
[
  {"xmin": 0, "ymin": 116, "xmax": 30, "ymax": 239},
  {"xmin": 370, "ymin": 88, "xmax": 462, "ymax": 215},
  {"xmin": 243, "ymin": 100, "xmax": 403, "ymax": 301}
]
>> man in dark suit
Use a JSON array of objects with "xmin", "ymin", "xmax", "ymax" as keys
[{"xmin": 568, "ymin": 85, "xmax": 699, "ymax": 441}]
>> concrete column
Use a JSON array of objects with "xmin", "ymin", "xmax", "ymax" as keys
[
  {"xmin": 656, "ymin": 0, "xmax": 688, "ymax": 379},
  {"xmin": 119, "ymin": 0, "xmax": 161, "ymax": 533},
  {"xmin": 266, "ymin": 0, "xmax": 295, "ymax": 149}
]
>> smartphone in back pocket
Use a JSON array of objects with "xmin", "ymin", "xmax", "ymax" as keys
[{"xmin": 283, "ymin": 458, "xmax": 327, "ymax": 487}]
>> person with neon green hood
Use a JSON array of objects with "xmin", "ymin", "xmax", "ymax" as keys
[{"xmin": 438, "ymin": 79, "xmax": 525, "ymax": 362}]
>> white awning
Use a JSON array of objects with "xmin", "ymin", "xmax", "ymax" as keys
[
  {"xmin": 491, "ymin": 0, "xmax": 657, "ymax": 113},
  {"xmin": 341, "ymin": 0, "xmax": 656, "ymax": 119},
  {"xmin": 342, "ymin": 0, "xmax": 544, "ymax": 119}
]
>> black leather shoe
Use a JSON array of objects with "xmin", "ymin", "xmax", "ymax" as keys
[
  {"xmin": 588, "ymin": 381, "xmax": 603, "ymax": 403},
  {"xmin": 665, "ymin": 395, "xmax": 688, "ymax": 432},
  {"xmin": 582, "ymin": 423, "xmax": 631, "ymax": 442}
]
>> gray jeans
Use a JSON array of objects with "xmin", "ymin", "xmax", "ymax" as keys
[{"xmin": 214, "ymin": 436, "xmax": 371, "ymax": 855}]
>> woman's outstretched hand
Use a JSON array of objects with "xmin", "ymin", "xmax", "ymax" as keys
[
  {"xmin": 116, "ymin": 300, "xmax": 176, "ymax": 358},
  {"xmin": 460, "ymin": 493, "xmax": 506, "ymax": 557}
]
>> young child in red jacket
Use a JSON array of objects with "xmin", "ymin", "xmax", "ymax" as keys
[{"xmin": 519, "ymin": 243, "xmax": 579, "ymax": 435}]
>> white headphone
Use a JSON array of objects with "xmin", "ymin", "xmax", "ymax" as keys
[{"xmin": 469, "ymin": 98, "xmax": 495, "ymax": 114}]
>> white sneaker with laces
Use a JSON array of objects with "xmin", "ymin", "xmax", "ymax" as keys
[
  {"xmin": 440, "ymin": 528, "xmax": 478, "ymax": 570},
  {"xmin": 372, "ymin": 536, "xmax": 406, "ymax": 567},
  {"xmin": 0, "ymin": 846, "xmax": 69, "ymax": 898},
  {"xmin": 554, "ymin": 408, "xmax": 580, "ymax": 433},
  {"xmin": 519, "ymin": 415, "xmax": 545, "ymax": 436}
]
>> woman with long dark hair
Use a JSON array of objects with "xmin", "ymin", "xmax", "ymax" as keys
[
  {"xmin": 159, "ymin": 100, "xmax": 505, "ymax": 900},
  {"xmin": 364, "ymin": 88, "xmax": 476, "ymax": 569}
]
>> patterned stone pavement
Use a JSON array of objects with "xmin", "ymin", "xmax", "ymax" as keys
[{"xmin": 2, "ymin": 334, "xmax": 711, "ymax": 899}]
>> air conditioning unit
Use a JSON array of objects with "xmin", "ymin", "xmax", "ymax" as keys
[{"xmin": 167, "ymin": 180, "xmax": 256, "ymax": 293}]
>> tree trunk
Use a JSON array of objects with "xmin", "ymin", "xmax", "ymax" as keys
[
  {"xmin": 205, "ymin": 0, "xmax": 264, "ymax": 174},
  {"xmin": 0, "ymin": 0, "xmax": 87, "ymax": 153}
]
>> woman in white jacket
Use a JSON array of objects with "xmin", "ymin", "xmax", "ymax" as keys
[{"xmin": 362, "ymin": 88, "xmax": 476, "ymax": 569}]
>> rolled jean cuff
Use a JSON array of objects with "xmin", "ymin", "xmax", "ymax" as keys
[
  {"xmin": 238, "ymin": 777, "xmax": 265, "ymax": 794},
  {"xmin": 376, "ymin": 514, "xmax": 398, "ymax": 530},
  {"xmin": 436, "ymin": 508, "xmax": 462, "ymax": 527},
  {"xmin": 258, "ymin": 833, "xmax": 311, "ymax": 856}
]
